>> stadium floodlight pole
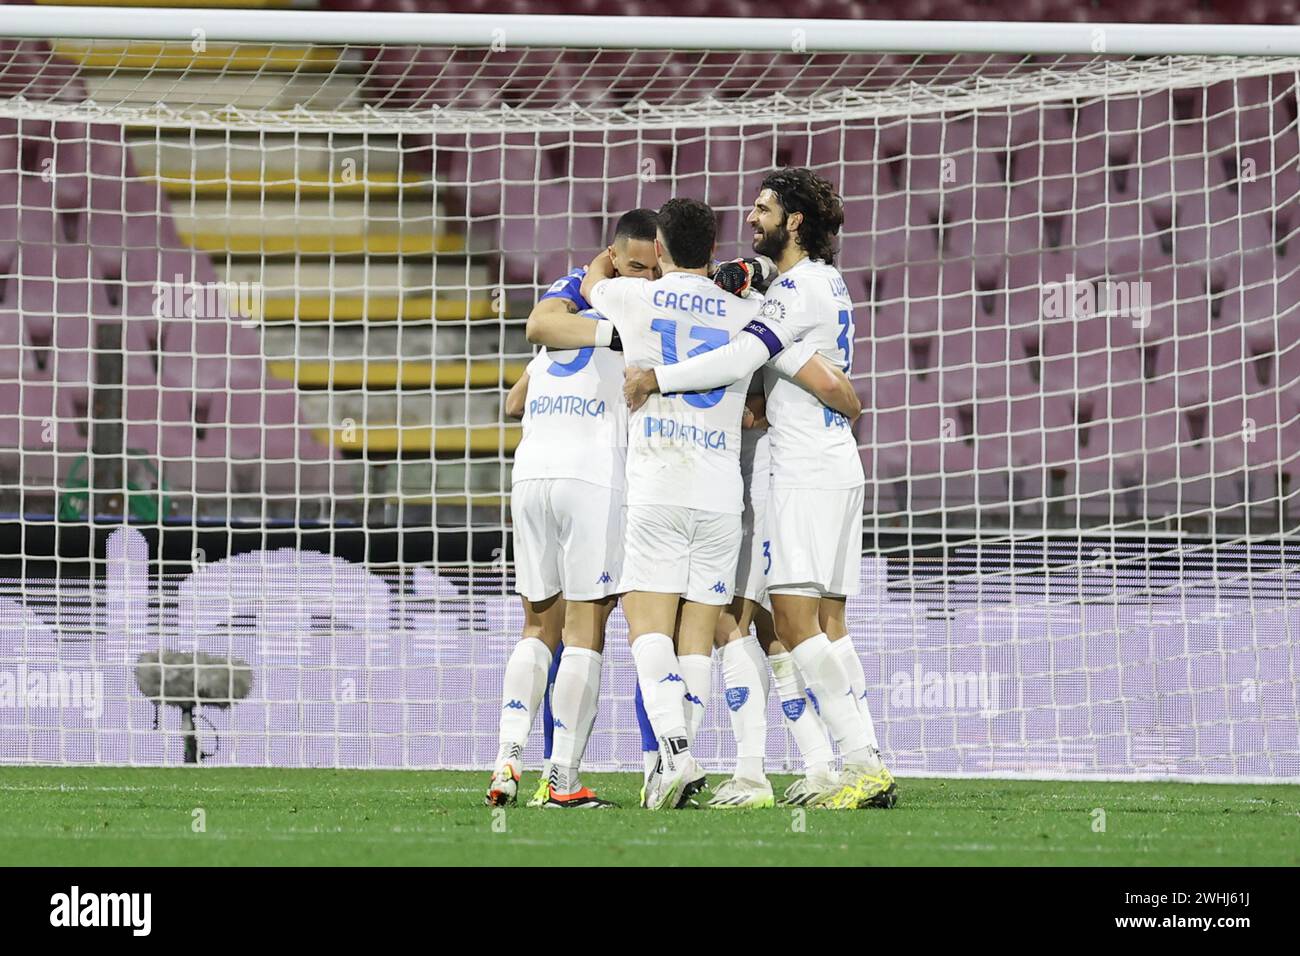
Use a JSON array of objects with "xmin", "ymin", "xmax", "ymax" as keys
[{"xmin": 4, "ymin": 7, "xmax": 1300, "ymax": 56}]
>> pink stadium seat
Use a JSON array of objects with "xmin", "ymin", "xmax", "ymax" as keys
[
  {"xmin": 49, "ymin": 123, "xmax": 128, "ymax": 236},
  {"xmin": 871, "ymin": 368, "xmax": 959, "ymax": 500},
  {"xmin": 9, "ymin": 22, "xmax": 1300, "ymax": 518},
  {"xmin": 945, "ymin": 215, "xmax": 1038, "ymax": 269},
  {"xmin": 1074, "ymin": 99, "xmax": 1140, "ymax": 170},
  {"xmin": 669, "ymin": 129, "xmax": 773, "ymax": 213},
  {"xmin": 631, "ymin": 54, "xmax": 706, "ymax": 106},
  {"xmin": 0, "ymin": 376, "xmax": 86, "ymax": 452},
  {"xmin": 1206, "ymin": 75, "xmax": 1292, "ymax": 139},
  {"xmin": 570, "ymin": 131, "xmax": 671, "ymax": 218},
  {"xmin": 366, "ymin": 45, "xmax": 447, "ymax": 110},
  {"xmin": 456, "ymin": 136, "xmax": 515, "ymax": 218},
  {"xmin": 0, "ymin": 116, "xmax": 16, "ymax": 174},
  {"xmin": 777, "ymin": 123, "xmax": 853, "ymax": 172},
  {"xmin": 568, "ymin": 130, "xmax": 617, "ymax": 192},
  {"xmin": 874, "ymin": 259, "xmax": 977, "ymax": 339},
  {"xmin": 1172, "ymin": 198, "xmax": 1276, "ymax": 263},
  {"xmin": 1097, "ymin": 388, "xmax": 1151, "ymax": 477},
  {"xmin": 1012, "ymin": 392, "xmax": 1078, "ymax": 476},
  {"xmin": 0, "ymin": 152, "xmax": 16, "ymax": 279},
  {"xmin": 1216, "ymin": 133, "xmax": 1285, "ymax": 195},
  {"xmin": 0, "ymin": 59, "xmax": 339, "ymax": 509},
  {"xmin": 159, "ymin": 380, "xmax": 330, "ymax": 495},
  {"xmin": 1136, "ymin": 148, "xmax": 1229, "ymax": 210},
  {"xmin": 964, "ymin": 395, "xmax": 1015, "ymax": 477},
  {"xmin": 0, "ymin": 174, "xmax": 60, "ymax": 277},
  {"xmin": 501, "ymin": 185, "xmax": 603, "ymax": 285},
  {"xmin": 1078, "ymin": 199, "xmax": 1166, "ymax": 275},
  {"xmin": 902, "ymin": 118, "xmax": 1004, "ymax": 226}
]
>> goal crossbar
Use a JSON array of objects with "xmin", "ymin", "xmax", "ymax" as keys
[
  {"xmin": 5, "ymin": 12, "xmax": 1300, "ymax": 133},
  {"xmin": 4, "ymin": 8, "xmax": 1300, "ymax": 56}
]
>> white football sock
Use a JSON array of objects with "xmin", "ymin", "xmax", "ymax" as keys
[
  {"xmin": 642, "ymin": 750, "xmax": 659, "ymax": 781},
  {"xmin": 830, "ymin": 635, "xmax": 880, "ymax": 751},
  {"xmin": 722, "ymin": 636, "xmax": 769, "ymax": 782},
  {"xmin": 630, "ymin": 633, "xmax": 689, "ymax": 748},
  {"xmin": 575, "ymin": 650, "xmax": 603, "ymax": 766},
  {"xmin": 494, "ymin": 636, "xmax": 552, "ymax": 769},
  {"xmin": 548, "ymin": 646, "xmax": 602, "ymax": 793},
  {"xmin": 679, "ymin": 653, "xmax": 712, "ymax": 747},
  {"xmin": 790, "ymin": 634, "xmax": 881, "ymax": 770},
  {"xmin": 768, "ymin": 650, "xmax": 833, "ymax": 775}
]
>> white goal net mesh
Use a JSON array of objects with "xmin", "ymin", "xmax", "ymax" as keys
[{"xmin": 1, "ymin": 26, "xmax": 1298, "ymax": 780}]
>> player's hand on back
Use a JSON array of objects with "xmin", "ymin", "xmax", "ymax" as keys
[
  {"xmin": 588, "ymin": 248, "xmax": 617, "ymax": 281},
  {"xmin": 623, "ymin": 366, "xmax": 659, "ymax": 412},
  {"xmin": 713, "ymin": 256, "xmax": 776, "ymax": 297},
  {"xmin": 579, "ymin": 248, "xmax": 619, "ymax": 304},
  {"xmin": 713, "ymin": 259, "xmax": 753, "ymax": 295}
]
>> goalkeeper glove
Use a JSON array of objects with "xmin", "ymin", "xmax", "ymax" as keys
[{"xmin": 713, "ymin": 256, "xmax": 776, "ymax": 296}]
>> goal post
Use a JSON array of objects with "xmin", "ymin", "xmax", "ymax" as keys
[{"xmin": 0, "ymin": 8, "xmax": 1298, "ymax": 782}]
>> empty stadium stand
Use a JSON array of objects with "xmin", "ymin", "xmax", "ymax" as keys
[{"xmin": 0, "ymin": 0, "xmax": 1297, "ymax": 532}]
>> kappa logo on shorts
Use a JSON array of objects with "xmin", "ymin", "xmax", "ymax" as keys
[
  {"xmin": 782, "ymin": 698, "xmax": 806, "ymax": 721},
  {"xmin": 597, "ymin": 571, "xmax": 612, "ymax": 584},
  {"xmin": 710, "ymin": 581, "xmax": 728, "ymax": 594},
  {"xmin": 659, "ymin": 673, "xmax": 683, "ymax": 684},
  {"xmin": 553, "ymin": 718, "xmax": 567, "ymax": 730},
  {"xmin": 684, "ymin": 692, "xmax": 703, "ymax": 707},
  {"xmin": 725, "ymin": 687, "xmax": 750, "ymax": 711},
  {"xmin": 504, "ymin": 699, "xmax": 527, "ymax": 711}
]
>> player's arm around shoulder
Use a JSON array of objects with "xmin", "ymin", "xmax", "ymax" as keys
[
  {"xmin": 578, "ymin": 248, "xmax": 618, "ymax": 306},
  {"xmin": 583, "ymin": 262, "xmax": 649, "ymax": 325},
  {"xmin": 783, "ymin": 344, "xmax": 861, "ymax": 422},
  {"xmin": 623, "ymin": 298, "xmax": 792, "ymax": 411},
  {"xmin": 525, "ymin": 295, "xmax": 600, "ymax": 349}
]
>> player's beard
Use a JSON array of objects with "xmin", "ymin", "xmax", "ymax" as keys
[{"xmin": 753, "ymin": 219, "xmax": 789, "ymax": 261}]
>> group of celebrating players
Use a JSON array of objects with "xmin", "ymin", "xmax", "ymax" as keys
[{"xmin": 485, "ymin": 167, "xmax": 897, "ymax": 811}]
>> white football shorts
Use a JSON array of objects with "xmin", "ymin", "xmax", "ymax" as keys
[
  {"xmin": 619, "ymin": 503, "xmax": 742, "ymax": 606},
  {"xmin": 512, "ymin": 477, "xmax": 624, "ymax": 602},
  {"xmin": 765, "ymin": 485, "xmax": 864, "ymax": 599}
]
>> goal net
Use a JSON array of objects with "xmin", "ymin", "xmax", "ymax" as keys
[{"xmin": 1, "ymin": 9, "xmax": 1298, "ymax": 781}]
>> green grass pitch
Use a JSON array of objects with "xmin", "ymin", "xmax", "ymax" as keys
[{"xmin": 0, "ymin": 766, "xmax": 1295, "ymax": 866}]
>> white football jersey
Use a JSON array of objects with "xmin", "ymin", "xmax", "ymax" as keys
[
  {"xmin": 740, "ymin": 425, "xmax": 771, "ymax": 503},
  {"xmin": 590, "ymin": 272, "xmax": 760, "ymax": 514},
  {"xmin": 760, "ymin": 257, "xmax": 865, "ymax": 490},
  {"xmin": 511, "ymin": 315, "xmax": 628, "ymax": 490},
  {"xmin": 740, "ymin": 373, "xmax": 771, "ymax": 502}
]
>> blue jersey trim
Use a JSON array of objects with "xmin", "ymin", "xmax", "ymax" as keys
[{"xmin": 540, "ymin": 267, "xmax": 591, "ymax": 313}]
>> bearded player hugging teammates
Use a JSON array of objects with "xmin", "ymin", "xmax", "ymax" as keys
[{"xmin": 487, "ymin": 168, "xmax": 897, "ymax": 811}]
